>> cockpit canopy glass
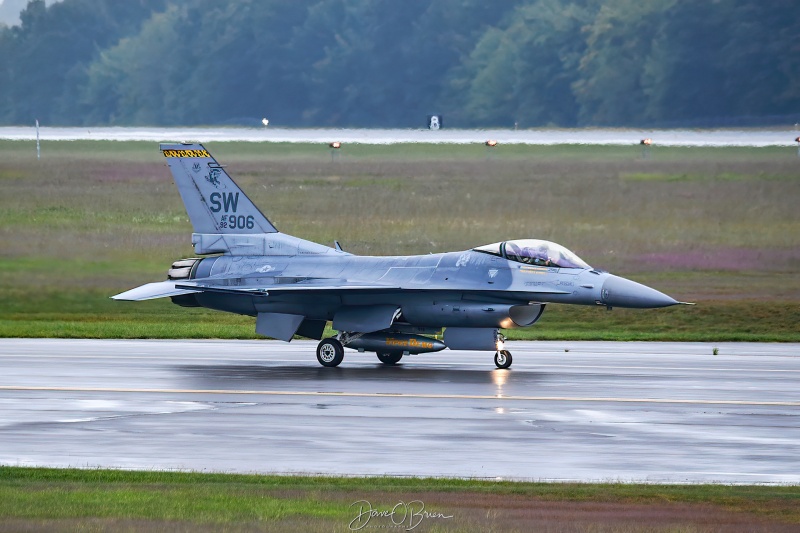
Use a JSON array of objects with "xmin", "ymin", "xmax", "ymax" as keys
[
  {"xmin": 472, "ymin": 242, "xmax": 502, "ymax": 256},
  {"xmin": 504, "ymin": 239, "xmax": 590, "ymax": 269},
  {"xmin": 474, "ymin": 239, "xmax": 591, "ymax": 269}
]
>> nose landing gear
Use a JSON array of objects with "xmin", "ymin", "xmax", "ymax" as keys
[
  {"xmin": 493, "ymin": 331, "xmax": 512, "ymax": 369},
  {"xmin": 494, "ymin": 349, "xmax": 512, "ymax": 369}
]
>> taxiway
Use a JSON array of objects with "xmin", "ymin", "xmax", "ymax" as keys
[{"xmin": 0, "ymin": 339, "xmax": 798, "ymax": 483}]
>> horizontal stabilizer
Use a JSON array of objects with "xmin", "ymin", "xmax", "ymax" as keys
[{"xmin": 111, "ymin": 281, "xmax": 200, "ymax": 301}]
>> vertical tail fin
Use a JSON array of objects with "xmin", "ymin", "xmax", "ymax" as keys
[{"xmin": 161, "ymin": 143, "xmax": 277, "ymax": 234}]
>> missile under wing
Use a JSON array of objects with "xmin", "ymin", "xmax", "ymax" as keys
[{"xmin": 113, "ymin": 143, "xmax": 688, "ymax": 368}]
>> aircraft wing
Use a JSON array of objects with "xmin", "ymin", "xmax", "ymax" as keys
[
  {"xmin": 115, "ymin": 277, "xmax": 572, "ymax": 301},
  {"xmin": 174, "ymin": 279, "xmax": 402, "ymax": 296},
  {"xmin": 174, "ymin": 278, "xmax": 572, "ymax": 297}
]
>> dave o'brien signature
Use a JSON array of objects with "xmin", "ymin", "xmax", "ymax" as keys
[{"xmin": 349, "ymin": 499, "xmax": 453, "ymax": 531}]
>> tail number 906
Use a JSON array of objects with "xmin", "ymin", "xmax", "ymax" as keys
[{"xmin": 221, "ymin": 215, "xmax": 255, "ymax": 229}]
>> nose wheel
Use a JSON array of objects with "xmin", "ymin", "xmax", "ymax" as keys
[
  {"xmin": 317, "ymin": 338, "xmax": 344, "ymax": 367},
  {"xmin": 494, "ymin": 350, "xmax": 512, "ymax": 369}
]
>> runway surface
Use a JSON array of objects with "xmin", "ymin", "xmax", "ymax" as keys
[
  {"xmin": 1, "ymin": 126, "xmax": 796, "ymax": 146},
  {"xmin": 1, "ymin": 339, "xmax": 798, "ymax": 483}
]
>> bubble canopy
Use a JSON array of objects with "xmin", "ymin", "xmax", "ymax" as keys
[{"xmin": 473, "ymin": 239, "xmax": 592, "ymax": 270}]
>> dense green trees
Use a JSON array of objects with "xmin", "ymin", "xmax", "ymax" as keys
[
  {"xmin": 0, "ymin": 0, "xmax": 166, "ymax": 124},
  {"xmin": 0, "ymin": 0, "xmax": 797, "ymax": 127},
  {"xmin": 450, "ymin": 0, "xmax": 595, "ymax": 126}
]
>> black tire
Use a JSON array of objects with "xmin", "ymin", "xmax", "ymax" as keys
[
  {"xmin": 494, "ymin": 350, "xmax": 512, "ymax": 369},
  {"xmin": 317, "ymin": 338, "xmax": 344, "ymax": 367},
  {"xmin": 377, "ymin": 352, "xmax": 403, "ymax": 365}
]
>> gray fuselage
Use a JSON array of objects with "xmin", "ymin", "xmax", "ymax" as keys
[{"xmin": 181, "ymin": 249, "xmax": 616, "ymax": 328}]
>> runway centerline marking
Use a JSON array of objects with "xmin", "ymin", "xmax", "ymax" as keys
[{"xmin": 0, "ymin": 385, "xmax": 797, "ymax": 406}]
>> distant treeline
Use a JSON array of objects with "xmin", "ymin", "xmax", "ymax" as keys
[{"xmin": 0, "ymin": 0, "xmax": 798, "ymax": 128}]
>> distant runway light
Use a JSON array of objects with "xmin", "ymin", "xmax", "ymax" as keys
[
  {"xmin": 640, "ymin": 138, "xmax": 653, "ymax": 160},
  {"xmin": 485, "ymin": 140, "xmax": 498, "ymax": 147},
  {"xmin": 328, "ymin": 141, "xmax": 342, "ymax": 162}
]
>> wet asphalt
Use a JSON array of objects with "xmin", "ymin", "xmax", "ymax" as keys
[{"xmin": 1, "ymin": 338, "xmax": 798, "ymax": 483}]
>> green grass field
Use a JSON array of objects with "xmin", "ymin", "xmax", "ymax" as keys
[
  {"xmin": 1, "ymin": 140, "xmax": 798, "ymax": 341},
  {"xmin": 1, "ymin": 142, "xmax": 799, "ymax": 532},
  {"xmin": 1, "ymin": 467, "xmax": 798, "ymax": 532}
]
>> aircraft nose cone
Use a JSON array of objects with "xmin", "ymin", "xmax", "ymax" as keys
[{"xmin": 601, "ymin": 275, "xmax": 679, "ymax": 308}]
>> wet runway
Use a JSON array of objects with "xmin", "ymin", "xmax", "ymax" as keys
[
  {"xmin": 1, "ymin": 126, "xmax": 796, "ymax": 146},
  {"xmin": 1, "ymin": 339, "xmax": 798, "ymax": 483}
]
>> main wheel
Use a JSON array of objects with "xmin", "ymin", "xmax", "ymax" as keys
[
  {"xmin": 494, "ymin": 350, "xmax": 512, "ymax": 369},
  {"xmin": 317, "ymin": 338, "xmax": 344, "ymax": 367},
  {"xmin": 377, "ymin": 352, "xmax": 403, "ymax": 365}
]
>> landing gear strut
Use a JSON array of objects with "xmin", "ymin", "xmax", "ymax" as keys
[
  {"xmin": 493, "ymin": 331, "xmax": 512, "ymax": 369},
  {"xmin": 317, "ymin": 337, "xmax": 344, "ymax": 367},
  {"xmin": 494, "ymin": 350, "xmax": 512, "ymax": 369},
  {"xmin": 377, "ymin": 352, "xmax": 403, "ymax": 365}
]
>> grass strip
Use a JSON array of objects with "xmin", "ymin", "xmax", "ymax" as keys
[
  {"xmin": 0, "ymin": 467, "xmax": 798, "ymax": 529},
  {"xmin": 1, "ymin": 296, "xmax": 798, "ymax": 341},
  {"xmin": 2, "ymin": 140, "xmax": 798, "ymax": 343}
]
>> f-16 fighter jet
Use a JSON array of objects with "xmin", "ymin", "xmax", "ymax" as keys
[{"xmin": 114, "ymin": 144, "xmax": 687, "ymax": 368}]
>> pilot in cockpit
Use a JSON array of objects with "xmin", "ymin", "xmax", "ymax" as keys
[
  {"xmin": 476, "ymin": 239, "xmax": 591, "ymax": 270},
  {"xmin": 520, "ymin": 244, "xmax": 550, "ymax": 266}
]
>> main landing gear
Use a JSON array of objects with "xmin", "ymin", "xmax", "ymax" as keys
[
  {"xmin": 316, "ymin": 331, "xmax": 510, "ymax": 369},
  {"xmin": 316, "ymin": 337, "xmax": 344, "ymax": 367},
  {"xmin": 316, "ymin": 337, "xmax": 404, "ymax": 367},
  {"xmin": 377, "ymin": 352, "xmax": 403, "ymax": 365},
  {"xmin": 494, "ymin": 350, "xmax": 512, "ymax": 369}
]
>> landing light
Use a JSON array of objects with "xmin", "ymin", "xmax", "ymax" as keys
[
  {"xmin": 329, "ymin": 141, "xmax": 341, "ymax": 149},
  {"xmin": 485, "ymin": 140, "xmax": 498, "ymax": 147},
  {"xmin": 640, "ymin": 138, "xmax": 653, "ymax": 146},
  {"xmin": 496, "ymin": 339, "xmax": 505, "ymax": 351}
]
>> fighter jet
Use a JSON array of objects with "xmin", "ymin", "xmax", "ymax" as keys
[{"xmin": 113, "ymin": 143, "xmax": 687, "ymax": 368}]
